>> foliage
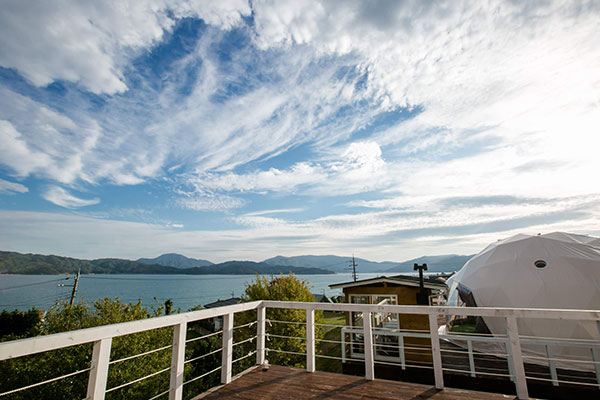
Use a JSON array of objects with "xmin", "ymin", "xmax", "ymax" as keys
[
  {"xmin": 0, "ymin": 275, "xmax": 337, "ymax": 399},
  {"xmin": 236, "ymin": 274, "xmax": 325, "ymax": 368},
  {"xmin": 182, "ymin": 327, "xmax": 222, "ymax": 397},
  {"xmin": 0, "ymin": 309, "xmax": 43, "ymax": 341},
  {"xmin": 0, "ymin": 298, "xmax": 175, "ymax": 400}
]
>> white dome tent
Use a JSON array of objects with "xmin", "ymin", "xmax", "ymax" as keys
[{"xmin": 445, "ymin": 232, "xmax": 600, "ymax": 371}]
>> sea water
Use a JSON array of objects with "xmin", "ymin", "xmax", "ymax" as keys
[{"xmin": 0, "ymin": 273, "xmax": 385, "ymax": 311}]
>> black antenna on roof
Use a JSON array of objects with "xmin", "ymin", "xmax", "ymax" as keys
[{"xmin": 348, "ymin": 255, "xmax": 358, "ymax": 282}]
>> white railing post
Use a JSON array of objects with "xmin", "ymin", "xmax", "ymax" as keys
[
  {"xmin": 221, "ymin": 313, "xmax": 234, "ymax": 384},
  {"xmin": 363, "ymin": 311, "xmax": 374, "ymax": 380},
  {"xmin": 169, "ymin": 322, "xmax": 187, "ymax": 400},
  {"xmin": 591, "ymin": 347, "xmax": 600, "ymax": 387},
  {"xmin": 341, "ymin": 328, "xmax": 346, "ymax": 363},
  {"xmin": 546, "ymin": 345, "xmax": 558, "ymax": 386},
  {"xmin": 506, "ymin": 316, "xmax": 528, "ymax": 399},
  {"xmin": 306, "ymin": 309, "xmax": 315, "ymax": 372},
  {"xmin": 86, "ymin": 338, "xmax": 112, "ymax": 400},
  {"xmin": 467, "ymin": 339, "xmax": 476, "ymax": 377},
  {"xmin": 428, "ymin": 313, "xmax": 444, "ymax": 390},
  {"xmin": 257, "ymin": 306, "xmax": 266, "ymax": 365},
  {"xmin": 399, "ymin": 334, "xmax": 406, "ymax": 370}
]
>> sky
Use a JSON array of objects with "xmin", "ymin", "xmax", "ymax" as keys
[{"xmin": 0, "ymin": 0, "xmax": 599, "ymax": 263}]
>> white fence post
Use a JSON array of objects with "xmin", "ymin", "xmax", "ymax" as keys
[
  {"xmin": 546, "ymin": 345, "xmax": 558, "ymax": 386},
  {"xmin": 86, "ymin": 338, "xmax": 112, "ymax": 400},
  {"xmin": 506, "ymin": 316, "xmax": 528, "ymax": 399},
  {"xmin": 591, "ymin": 347, "xmax": 600, "ymax": 387},
  {"xmin": 257, "ymin": 306, "xmax": 266, "ymax": 365},
  {"xmin": 221, "ymin": 313, "xmax": 234, "ymax": 384},
  {"xmin": 399, "ymin": 335, "xmax": 406, "ymax": 370},
  {"xmin": 169, "ymin": 322, "xmax": 187, "ymax": 400},
  {"xmin": 363, "ymin": 311, "xmax": 374, "ymax": 380},
  {"xmin": 428, "ymin": 313, "xmax": 444, "ymax": 389},
  {"xmin": 467, "ymin": 339, "xmax": 476, "ymax": 377},
  {"xmin": 341, "ymin": 328, "xmax": 347, "ymax": 363},
  {"xmin": 306, "ymin": 309, "xmax": 315, "ymax": 372}
]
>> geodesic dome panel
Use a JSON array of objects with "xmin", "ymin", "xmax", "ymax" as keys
[{"xmin": 447, "ymin": 232, "xmax": 600, "ymax": 370}]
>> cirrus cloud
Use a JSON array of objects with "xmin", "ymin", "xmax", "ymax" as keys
[{"xmin": 42, "ymin": 186, "xmax": 100, "ymax": 208}]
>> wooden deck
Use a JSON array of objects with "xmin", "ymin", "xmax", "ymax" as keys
[{"xmin": 195, "ymin": 365, "xmax": 514, "ymax": 400}]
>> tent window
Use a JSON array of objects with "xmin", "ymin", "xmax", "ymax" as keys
[
  {"xmin": 457, "ymin": 283, "xmax": 478, "ymax": 308},
  {"xmin": 534, "ymin": 259, "xmax": 547, "ymax": 269}
]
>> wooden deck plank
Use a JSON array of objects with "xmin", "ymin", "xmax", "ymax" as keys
[{"xmin": 195, "ymin": 365, "xmax": 514, "ymax": 400}]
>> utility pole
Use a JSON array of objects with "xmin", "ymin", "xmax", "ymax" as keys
[
  {"xmin": 69, "ymin": 268, "xmax": 80, "ymax": 306},
  {"xmin": 350, "ymin": 255, "xmax": 358, "ymax": 282},
  {"xmin": 414, "ymin": 263, "xmax": 428, "ymax": 305}
]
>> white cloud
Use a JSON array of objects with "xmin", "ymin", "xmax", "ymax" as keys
[
  {"xmin": 176, "ymin": 193, "xmax": 245, "ymax": 211},
  {"xmin": 0, "ymin": 0, "xmax": 251, "ymax": 94},
  {"xmin": 186, "ymin": 140, "xmax": 389, "ymax": 196},
  {"xmin": 0, "ymin": 120, "xmax": 53, "ymax": 177},
  {"xmin": 42, "ymin": 186, "xmax": 100, "ymax": 208},
  {"xmin": 245, "ymin": 208, "xmax": 304, "ymax": 217},
  {"xmin": 2, "ymin": 193, "xmax": 598, "ymax": 262},
  {"xmin": 0, "ymin": 178, "xmax": 27, "ymax": 194},
  {"xmin": 1, "ymin": 0, "xmax": 599, "ymax": 260},
  {"xmin": 0, "ymin": 88, "xmax": 101, "ymax": 184},
  {"xmin": 249, "ymin": 0, "xmax": 600, "ymax": 197}
]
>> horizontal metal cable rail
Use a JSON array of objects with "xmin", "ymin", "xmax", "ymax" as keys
[
  {"xmin": 0, "ymin": 367, "xmax": 90, "ymax": 397},
  {"xmin": 1, "ymin": 301, "xmax": 600, "ymax": 400}
]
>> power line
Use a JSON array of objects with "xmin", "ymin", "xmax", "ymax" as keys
[
  {"xmin": 0, "ymin": 293, "xmax": 72, "ymax": 309},
  {"xmin": 0, "ymin": 277, "xmax": 71, "ymax": 291},
  {"xmin": 347, "ymin": 255, "xmax": 358, "ymax": 282},
  {"xmin": 82, "ymin": 275, "xmax": 262, "ymax": 282}
]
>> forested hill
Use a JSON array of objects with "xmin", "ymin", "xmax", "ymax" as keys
[
  {"xmin": 0, "ymin": 251, "xmax": 333, "ymax": 275},
  {"xmin": 137, "ymin": 253, "xmax": 213, "ymax": 268}
]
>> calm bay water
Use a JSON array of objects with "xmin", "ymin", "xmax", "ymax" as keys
[{"xmin": 0, "ymin": 273, "xmax": 384, "ymax": 311}]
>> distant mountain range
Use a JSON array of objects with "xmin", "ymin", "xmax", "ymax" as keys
[
  {"xmin": 0, "ymin": 250, "xmax": 472, "ymax": 276},
  {"xmin": 0, "ymin": 251, "xmax": 333, "ymax": 275},
  {"xmin": 262, "ymin": 255, "xmax": 397, "ymax": 273},
  {"xmin": 263, "ymin": 254, "xmax": 472, "ymax": 273},
  {"xmin": 139, "ymin": 253, "xmax": 472, "ymax": 273},
  {"xmin": 137, "ymin": 253, "xmax": 213, "ymax": 268},
  {"xmin": 384, "ymin": 254, "xmax": 474, "ymax": 273}
]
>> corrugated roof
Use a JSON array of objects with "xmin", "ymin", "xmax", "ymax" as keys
[
  {"xmin": 329, "ymin": 274, "xmax": 447, "ymax": 290},
  {"xmin": 203, "ymin": 297, "xmax": 242, "ymax": 309}
]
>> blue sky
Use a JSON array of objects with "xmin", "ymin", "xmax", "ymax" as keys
[{"xmin": 1, "ymin": 0, "xmax": 599, "ymax": 262}]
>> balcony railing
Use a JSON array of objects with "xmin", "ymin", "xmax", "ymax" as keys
[{"xmin": 1, "ymin": 301, "xmax": 600, "ymax": 400}]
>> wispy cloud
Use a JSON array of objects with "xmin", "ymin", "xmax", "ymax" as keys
[
  {"xmin": 0, "ymin": 178, "xmax": 27, "ymax": 194},
  {"xmin": 2, "ymin": 199, "xmax": 598, "ymax": 262},
  {"xmin": 0, "ymin": 0, "xmax": 251, "ymax": 94},
  {"xmin": 176, "ymin": 193, "xmax": 245, "ymax": 211},
  {"xmin": 1, "ymin": 1, "xmax": 599, "ymax": 260},
  {"xmin": 42, "ymin": 186, "xmax": 100, "ymax": 209},
  {"xmin": 245, "ymin": 208, "xmax": 304, "ymax": 217}
]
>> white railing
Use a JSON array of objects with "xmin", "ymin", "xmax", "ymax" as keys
[{"xmin": 1, "ymin": 301, "xmax": 599, "ymax": 400}]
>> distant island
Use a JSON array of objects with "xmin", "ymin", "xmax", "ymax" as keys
[{"xmin": 0, "ymin": 251, "xmax": 334, "ymax": 275}]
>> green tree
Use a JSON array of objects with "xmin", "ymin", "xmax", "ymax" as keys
[
  {"xmin": 0, "ymin": 308, "xmax": 43, "ymax": 341},
  {"xmin": 235, "ymin": 274, "xmax": 324, "ymax": 369},
  {"xmin": 0, "ymin": 299, "xmax": 175, "ymax": 400}
]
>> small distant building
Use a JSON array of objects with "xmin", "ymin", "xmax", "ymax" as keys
[
  {"xmin": 329, "ymin": 275, "xmax": 447, "ymax": 368},
  {"xmin": 204, "ymin": 297, "xmax": 242, "ymax": 309},
  {"xmin": 312, "ymin": 293, "xmax": 333, "ymax": 303},
  {"xmin": 200, "ymin": 297, "xmax": 242, "ymax": 332}
]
